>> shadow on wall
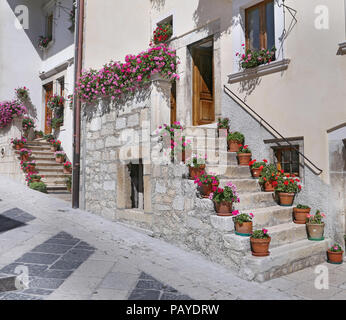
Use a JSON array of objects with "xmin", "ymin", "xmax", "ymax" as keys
[{"xmin": 6, "ymin": 0, "xmax": 74, "ymax": 59}]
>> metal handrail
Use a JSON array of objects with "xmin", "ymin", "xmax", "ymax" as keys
[{"xmin": 223, "ymin": 85, "xmax": 323, "ymax": 176}]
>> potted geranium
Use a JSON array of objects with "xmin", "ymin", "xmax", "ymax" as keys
[
  {"xmin": 38, "ymin": 36, "xmax": 50, "ymax": 50},
  {"xmin": 63, "ymin": 161, "xmax": 72, "ymax": 174},
  {"xmin": 50, "ymin": 139, "xmax": 61, "ymax": 152},
  {"xmin": 15, "ymin": 86, "xmax": 30, "ymax": 101},
  {"xmin": 26, "ymin": 173, "xmax": 43, "ymax": 184},
  {"xmin": 273, "ymin": 173, "xmax": 302, "ymax": 206},
  {"xmin": 227, "ymin": 131, "xmax": 244, "ymax": 152},
  {"xmin": 237, "ymin": 145, "xmax": 252, "ymax": 166},
  {"xmin": 237, "ymin": 44, "xmax": 277, "ymax": 69},
  {"xmin": 22, "ymin": 117, "xmax": 35, "ymax": 137},
  {"xmin": 54, "ymin": 151, "xmax": 66, "ymax": 163},
  {"xmin": 186, "ymin": 154, "xmax": 207, "ymax": 180},
  {"xmin": 250, "ymin": 228, "xmax": 271, "ymax": 257},
  {"xmin": 194, "ymin": 173, "xmax": 220, "ymax": 198},
  {"xmin": 48, "ymin": 94, "xmax": 65, "ymax": 111},
  {"xmin": 217, "ymin": 118, "xmax": 230, "ymax": 137},
  {"xmin": 209, "ymin": 182, "xmax": 240, "ymax": 216},
  {"xmin": 249, "ymin": 159, "xmax": 267, "ymax": 178},
  {"xmin": 152, "ymin": 23, "xmax": 173, "ymax": 45},
  {"xmin": 259, "ymin": 164, "xmax": 278, "ymax": 192},
  {"xmin": 21, "ymin": 160, "xmax": 36, "ymax": 173},
  {"xmin": 327, "ymin": 244, "xmax": 344, "ymax": 264},
  {"xmin": 306, "ymin": 210, "xmax": 325, "ymax": 241},
  {"xmin": 232, "ymin": 210, "xmax": 254, "ymax": 236},
  {"xmin": 11, "ymin": 137, "xmax": 27, "ymax": 150},
  {"xmin": 293, "ymin": 204, "xmax": 311, "ymax": 224},
  {"xmin": 19, "ymin": 148, "xmax": 31, "ymax": 162},
  {"xmin": 34, "ymin": 130, "xmax": 44, "ymax": 139}
]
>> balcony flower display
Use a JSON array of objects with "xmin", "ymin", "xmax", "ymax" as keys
[
  {"xmin": 236, "ymin": 44, "xmax": 276, "ymax": 69},
  {"xmin": 0, "ymin": 100, "xmax": 27, "ymax": 129}
]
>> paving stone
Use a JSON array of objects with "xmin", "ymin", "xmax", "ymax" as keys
[
  {"xmin": 51, "ymin": 232, "xmax": 76, "ymax": 240},
  {"xmin": 91, "ymin": 288, "xmax": 128, "ymax": 300},
  {"xmin": 75, "ymin": 242, "xmax": 96, "ymax": 251},
  {"xmin": 29, "ymin": 278, "xmax": 65, "ymax": 290},
  {"xmin": 22, "ymin": 288, "xmax": 53, "ymax": 296},
  {"xmin": 128, "ymin": 289, "xmax": 161, "ymax": 300},
  {"xmin": 50, "ymin": 259, "xmax": 84, "ymax": 271},
  {"xmin": 0, "ymin": 216, "xmax": 25, "ymax": 233},
  {"xmin": 44, "ymin": 238, "xmax": 80, "ymax": 246},
  {"xmin": 139, "ymin": 272, "xmax": 157, "ymax": 281},
  {"xmin": 1, "ymin": 292, "xmax": 43, "ymax": 300},
  {"xmin": 136, "ymin": 279, "xmax": 164, "ymax": 291},
  {"xmin": 31, "ymin": 243, "xmax": 73, "ymax": 255},
  {"xmin": 160, "ymin": 292, "xmax": 193, "ymax": 300},
  {"xmin": 72, "ymin": 259, "xmax": 114, "ymax": 277},
  {"xmin": 61, "ymin": 249, "xmax": 94, "ymax": 262},
  {"xmin": 99, "ymin": 272, "xmax": 139, "ymax": 291},
  {"xmin": 1, "ymin": 263, "xmax": 48, "ymax": 276},
  {"xmin": 35, "ymin": 270, "xmax": 73, "ymax": 280},
  {"xmin": 16, "ymin": 253, "xmax": 61, "ymax": 265},
  {"xmin": 1, "ymin": 208, "xmax": 35, "ymax": 223}
]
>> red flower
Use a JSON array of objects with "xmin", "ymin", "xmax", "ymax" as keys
[
  {"xmin": 263, "ymin": 159, "xmax": 268, "ymax": 163},
  {"xmin": 284, "ymin": 181, "xmax": 289, "ymax": 186},
  {"xmin": 281, "ymin": 170, "xmax": 284, "ymax": 174}
]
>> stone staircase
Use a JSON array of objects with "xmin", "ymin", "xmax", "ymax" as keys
[
  {"xmin": 23, "ymin": 139, "xmax": 72, "ymax": 202},
  {"xmin": 184, "ymin": 126, "xmax": 330, "ymax": 282}
]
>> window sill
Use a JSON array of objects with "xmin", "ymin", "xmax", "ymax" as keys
[
  {"xmin": 337, "ymin": 41, "xmax": 346, "ymax": 55},
  {"xmin": 228, "ymin": 59, "xmax": 291, "ymax": 84}
]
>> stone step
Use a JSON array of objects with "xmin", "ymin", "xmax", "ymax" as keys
[
  {"xmin": 206, "ymin": 165, "xmax": 251, "ymax": 179},
  {"xmin": 190, "ymin": 151, "xmax": 238, "ymax": 166},
  {"xmin": 31, "ymin": 151, "xmax": 55, "ymax": 156},
  {"xmin": 26, "ymin": 140, "xmax": 51, "ymax": 146},
  {"xmin": 36, "ymin": 167, "xmax": 65, "ymax": 173},
  {"xmin": 46, "ymin": 185, "xmax": 69, "ymax": 191},
  {"xmin": 32, "ymin": 155, "xmax": 57, "ymax": 161},
  {"xmin": 48, "ymin": 193, "xmax": 72, "ymax": 202},
  {"xmin": 243, "ymin": 206, "xmax": 293, "ymax": 228},
  {"xmin": 26, "ymin": 145, "xmax": 52, "ymax": 151},
  {"xmin": 239, "ymin": 238, "xmax": 331, "ymax": 282},
  {"xmin": 267, "ymin": 223, "xmax": 307, "ymax": 248},
  {"xmin": 42, "ymin": 178, "xmax": 69, "ymax": 185},
  {"xmin": 219, "ymin": 178, "xmax": 260, "ymax": 193},
  {"xmin": 234, "ymin": 192, "xmax": 276, "ymax": 210}
]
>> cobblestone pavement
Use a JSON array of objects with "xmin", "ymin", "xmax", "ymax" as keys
[{"xmin": 0, "ymin": 175, "xmax": 345, "ymax": 300}]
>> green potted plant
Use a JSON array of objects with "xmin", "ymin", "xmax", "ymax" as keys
[
  {"xmin": 327, "ymin": 244, "xmax": 344, "ymax": 264},
  {"xmin": 232, "ymin": 210, "xmax": 254, "ymax": 236},
  {"xmin": 21, "ymin": 160, "xmax": 36, "ymax": 173},
  {"xmin": 293, "ymin": 204, "xmax": 311, "ymax": 224},
  {"xmin": 227, "ymin": 131, "xmax": 244, "ymax": 152},
  {"xmin": 19, "ymin": 148, "xmax": 31, "ymax": 162},
  {"xmin": 306, "ymin": 210, "xmax": 325, "ymax": 241},
  {"xmin": 15, "ymin": 86, "xmax": 30, "ymax": 101},
  {"xmin": 186, "ymin": 154, "xmax": 207, "ymax": 180},
  {"xmin": 209, "ymin": 181, "xmax": 240, "ymax": 216},
  {"xmin": 54, "ymin": 151, "xmax": 66, "ymax": 163},
  {"xmin": 51, "ymin": 118, "xmax": 63, "ymax": 130},
  {"xmin": 22, "ymin": 117, "xmax": 35, "ymax": 137},
  {"xmin": 26, "ymin": 173, "xmax": 43, "ymax": 184},
  {"xmin": 273, "ymin": 173, "xmax": 302, "ymax": 206},
  {"xmin": 258, "ymin": 164, "xmax": 278, "ymax": 192},
  {"xmin": 249, "ymin": 159, "xmax": 267, "ymax": 178},
  {"xmin": 250, "ymin": 228, "xmax": 271, "ymax": 257},
  {"xmin": 11, "ymin": 137, "xmax": 27, "ymax": 150},
  {"xmin": 217, "ymin": 118, "xmax": 230, "ymax": 137},
  {"xmin": 50, "ymin": 139, "xmax": 61, "ymax": 152},
  {"xmin": 34, "ymin": 130, "xmax": 44, "ymax": 139},
  {"xmin": 194, "ymin": 173, "xmax": 220, "ymax": 198},
  {"xmin": 237, "ymin": 144, "xmax": 252, "ymax": 166},
  {"xmin": 29, "ymin": 181, "xmax": 47, "ymax": 194},
  {"xmin": 63, "ymin": 161, "xmax": 72, "ymax": 174}
]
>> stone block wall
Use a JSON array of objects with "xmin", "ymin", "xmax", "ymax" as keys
[{"xmin": 0, "ymin": 118, "xmax": 25, "ymax": 183}]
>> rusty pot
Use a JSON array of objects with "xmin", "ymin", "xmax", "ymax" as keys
[
  {"xmin": 250, "ymin": 236, "xmax": 271, "ymax": 257},
  {"xmin": 327, "ymin": 250, "xmax": 344, "ymax": 264},
  {"xmin": 278, "ymin": 192, "xmax": 295, "ymax": 206},
  {"xmin": 189, "ymin": 165, "xmax": 206, "ymax": 180},
  {"xmin": 307, "ymin": 223, "xmax": 325, "ymax": 240},
  {"xmin": 214, "ymin": 201, "xmax": 233, "ymax": 216},
  {"xmin": 228, "ymin": 140, "xmax": 241, "ymax": 152},
  {"xmin": 237, "ymin": 153, "xmax": 252, "ymax": 166},
  {"xmin": 293, "ymin": 207, "xmax": 311, "ymax": 224},
  {"xmin": 235, "ymin": 221, "xmax": 253, "ymax": 236}
]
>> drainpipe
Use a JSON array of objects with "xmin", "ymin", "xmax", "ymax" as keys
[{"xmin": 72, "ymin": 0, "xmax": 84, "ymax": 208}]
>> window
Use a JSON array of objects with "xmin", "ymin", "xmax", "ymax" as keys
[
  {"xmin": 46, "ymin": 14, "xmax": 53, "ymax": 41},
  {"xmin": 245, "ymin": 0, "xmax": 275, "ymax": 51},
  {"xmin": 273, "ymin": 146, "xmax": 300, "ymax": 176}
]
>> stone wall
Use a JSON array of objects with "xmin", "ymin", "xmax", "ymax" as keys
[{"xmin": 0, "ymin": 118, "xmax": 26, "ymax": 184}]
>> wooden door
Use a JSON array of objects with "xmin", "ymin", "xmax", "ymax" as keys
[
  {"xmin": 192, "ymin": 47, "xmax": 214, "ymax": 126},
  {"xmin": 44, "ymin": 83, "xmax": 53, "ymax": 134},
  {"xmin": 170, "ymin": 81, "xmax": 177, "ymax": 125}
]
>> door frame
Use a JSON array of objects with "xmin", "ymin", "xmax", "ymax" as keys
[
  {"xmin": 191, "ymin": 37, "xmax": 215, "ymax": 127},
  {"xmin": 43, "ymin": 82, "xmax": 53, "ymax": 135}
]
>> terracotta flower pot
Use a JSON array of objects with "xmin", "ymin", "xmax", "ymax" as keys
[
  {"xmin": 307, "ymin": 223, "xmax": 325, "ymax": 240},
  {"xmin": 293, "ymin": 207, "xmax": 311, "ymax": 224},
  {"xmin": 21, "ymin": 154, "xmax": 29, "ymax": 162},
  {"xmin": 189, "ymin": 165, "xmax": 205, "ymax": 180},
  {"xmin": 278, "ymin": 192, "xmax": 295, "ymax": 206},
  {"xmin": 237, "ymin": 153, "xmax": 252, "ymax": 166},
  {"xmin": 251, "ymin": 168, "xmax": 263, "ymax": 178},
  {"xmin": 200, "ymin": 184, "xmax": 213, "ymax": 198},
  {"xmin": 32, "ymin": 178, "xmax": 41, "ymax": 183},
  {"xmin": 264, "ymin": 181, "xmax": 275, "ymax": 192},
  {"xmin": 35, "ymin": 134, "xmax": 42, "ymax": 139},
  {"xmin": 56, "ymin": 156, "xmax": 64, "ymax": 164},
  {"xmin": 327, "ymin": 250, "xmax": 344, "ymax": 264},
  {"xmin": 214, "ymin": 201, "xmax": 233, "ymax": 216},
  {"xmin": 50, "ymin": 147, "xmax": 57, "ymax": 152},
  {"xmin": 228, "ymin": 140, "xmax": 241, "ymax": 152},
  {"xmin": 250, "ymin": 236, "xmax": 271, "ymax": 257},
  {"xmin": 235, "ymin": 221, "xmax": 253, "ymax": 236},
  {"xmin": 15, "ymin": 144, "xmax": 22, "ymax": 150},
  {"xmin": 63, "ymin": 167, "xmax": 72, "ymax": 174}
]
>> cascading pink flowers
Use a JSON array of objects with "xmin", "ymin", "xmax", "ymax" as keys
[
  {"xmin": 0, "ymin": 100, "xmax": 27, "ymax": 129},
  {"xmin": 76, "ymin": 44, "xmax": 180, "ymax": 103}
]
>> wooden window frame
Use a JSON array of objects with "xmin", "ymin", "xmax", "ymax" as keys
[
  {"xmin": 245, "ymin": 0, "xmax": 274, "ymax": 51},
  {"xmin": 273, "ymin": 145, "xmax": 300, "ymax": 177}
]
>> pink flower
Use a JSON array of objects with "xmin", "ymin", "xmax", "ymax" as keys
[{"xmin": 262, "ymin": 229, "xmax": 268, "ymax": 234}]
